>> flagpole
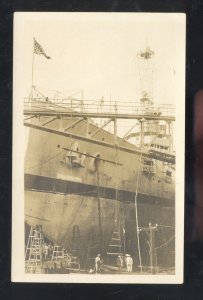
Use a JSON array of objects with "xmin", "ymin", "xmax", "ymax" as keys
[
  {"xmin": 30, "ymin": 38, "xmax": 51, "ymax": 99},
  {"xmin": 31, "ymin": 37, "xmax": 35, "ymax": 95}
]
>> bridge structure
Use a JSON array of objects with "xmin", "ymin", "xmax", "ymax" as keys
[
  {"xmin": 24, "ymin": 97, "xmax": 175, "ymax": 122},
  {"xmin": 23, "ymin": 96, "xmax": 175, "ymax": 156}
]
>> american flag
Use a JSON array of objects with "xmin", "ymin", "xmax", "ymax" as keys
[{"xmin": 34, "ymin": 38, "xmax": 51, "ymax": 59}]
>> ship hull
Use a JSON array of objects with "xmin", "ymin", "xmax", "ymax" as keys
[
  {"xmin": 25, "ymin": 175, "xmax": 175, "ymax": 268},
  {"xmin": 24, "ymin": 109, "xmax": 175, "ymax": 269}
]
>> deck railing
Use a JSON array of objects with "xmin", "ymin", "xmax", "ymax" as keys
[{"xmin": 24, "ymin": 97, "xmax": 175, "ymax": 118}]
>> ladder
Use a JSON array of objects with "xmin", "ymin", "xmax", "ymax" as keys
[
  {"xmin": 25, "ymin": 226, "xmax": 43, "ymax": 273},
  {"xmin": 51, "ymin": 245, "xmax": 64, "ymax": 260},
  {"xmin": 66, "ymin": 255, "xmax": 80, "ymax": 272},
  {"xmin": 107, "ymin": 224, "xmax": 124, "ymax": 256},
  {"xmin": 106, "ymin": 143, "xmax": 124, "ymax": 257}
]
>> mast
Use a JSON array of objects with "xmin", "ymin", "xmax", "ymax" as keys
[
  {"xmin": 137, "ymin": 45, "xmax": 155, "ymax": 148},
  {"xmin": 134, "ymin": 46, "xmax": 155, "ymax": 272}
]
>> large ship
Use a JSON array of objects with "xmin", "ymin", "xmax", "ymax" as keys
[{"xmin": 24, "ymin": 46, "xmax": 175, "ymax": 271}]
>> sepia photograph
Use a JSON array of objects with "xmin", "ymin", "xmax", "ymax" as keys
[{"xmin": 12, "ymin": 12, "xmax": 185, "ymax": 283}]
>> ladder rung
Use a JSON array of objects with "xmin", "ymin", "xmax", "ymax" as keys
[
  {"xmin": 107, "ymin": 252, "xmax": 123, "ymax": 255},
  {"xmin": 53, "ymin": 256, "xmax": 64, "ymax": 258},
  {"xmin": 29, "ymin": 255, "xmax": 41, "ymax": 258}
]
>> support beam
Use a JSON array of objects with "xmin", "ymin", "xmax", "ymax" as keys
[
  {"xmin": 121, "ymin": 122, "xmax": 139, "ymax": 141},
  {"xmin": 90, "ymin": 118, "xmax": 112, "ymax": 137},
  {"xmin": 138, "ymin": 223, "xmax": 158, "ymax": 274},
  {"xmin": 149, "ymin": 223, "xmax": 158, "ymax": 274},
  {"xmin": 41, "ymin": 116, "xmax": 59, "ymax": 126},
  {"xmin": 24, "ymin": 110, "xmax": 175, "ymax": 122},
  {"xmin": 24, "ymin": 115, "xmax": 36, "ymax": 121},
  {"xmin": 63, "ymin": 117, "xmax": 85, "ymax": 132}
]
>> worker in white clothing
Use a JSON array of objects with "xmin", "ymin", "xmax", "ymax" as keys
[
  {"xmin": 125, "ymin": 254, "xmax": 133, "ymax": 272},
  {"xmin": 95, "ymin": 254, "xmax": 102, "ymax": 273}
]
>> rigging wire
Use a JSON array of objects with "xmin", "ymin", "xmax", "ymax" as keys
[
  {"xmin": 155, "ymin": 235, "xmax": 175, "ymax": 250},
  {"xmin": 96, "ymin": 166, "xmax": 103, "ymax": 253},
  {"xmin": 26, "ymin": 149, "xmax": 65, "ymax": 170},
  {"xmin": 157, "ymin": 224, "xmax": 175, "ymax": 229},
  {"xmin": 134, "ymin": 152, "xmax": 143, "ymax": 272}
]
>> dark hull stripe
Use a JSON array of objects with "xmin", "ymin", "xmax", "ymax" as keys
[{"xmin": 25, "ymin": 173, "xmax": 174, "ymax": 207}]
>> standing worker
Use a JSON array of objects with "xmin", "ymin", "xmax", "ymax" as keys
[
  {"xmin": 116, "ymin": 256, "xmax": 123, "ymax": 272},
  {"xmin": 125, "ymin": 254, "xmax": 133, "ymax": 273},
  {"xmin": 44, "ymin": 243, "xmax": 48, "ymax": 260},
  {"xmin": 95, "ymin": 254, "xmax": 102, "ymax": 273}
]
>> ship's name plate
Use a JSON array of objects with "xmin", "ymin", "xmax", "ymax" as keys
[{"xmin": 57, "ymin": 173, "xmax": 82, "ymax": 182}]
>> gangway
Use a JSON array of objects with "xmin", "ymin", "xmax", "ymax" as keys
[
  {"xmin": 24, "ymin": 91, "xmax": 175, "ymax": 122},
  {"xmin": 24, "ymin": 109, "xmax": 175, "ymax": 122}
]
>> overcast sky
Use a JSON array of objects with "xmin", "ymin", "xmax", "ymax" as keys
[
  {"xmin": 14, "ymin": 13, "xmax": 185, "ymax": 143},
  {"xmin": 17, "ymin": 13, "xmax": 185, "ymax": 106}
]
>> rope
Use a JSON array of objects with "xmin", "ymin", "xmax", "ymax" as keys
[
  {"xmin": 157, "ymin": 225, "xmax": 175, "ymax": 229},
  {"xmin": 26, "ymin": 150, "xmax": 64, "ymax": 170},
  {"xmin": 134, "ymin": 152, "xmax": 143, "ymax": 272},
  {"xmin": 155, "ymin": 235, "xmax": 175, "ymax": 250},
  {"xmin": 96, "ymin": 166, "xmax": 103, "ymax": 253},
  {"xmin": 114, "ymin": 137, "xmax": 119, "ymax": 225}
]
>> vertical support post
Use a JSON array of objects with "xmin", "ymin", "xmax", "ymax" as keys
[
  {"xmin": 167, "ymin": 121, "xmax": 173, "ymax": 153},
  {"xmin": 114, "ymin": 117, "xmax": 119, "ymax": 225},
  {"xmin": 149, "ymin": 223, "xmax": 157, "ymax": 274},
  {"xmin": 59, "ymin": 116, "xmax": 63, "ymax": 131},
  {"xmin": 81, "ymin": 89, "xmax": 84, "ymax": 112},
  {"xmin": 140, "ymin": 118, "xmax": 145, "ymax": 148},
  {"xmin": 134, "ymin": 153, "xmax": 143, "ymax": 272},
  {"xmin": 114, "ymin": 118, "xmax": 117, "ymax": 144},
  {"xmin": 96, "ymin": 170, "xmax": 103, "ymax": 255},
  {"xmin": 86, "ymin": 118, "xmax": 89, "ymax": 137}
]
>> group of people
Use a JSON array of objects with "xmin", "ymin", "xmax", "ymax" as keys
[
  {"xmin": 42, "ymin": 242, "xmax": 54, "ymax": 259},
  {"xmin": 91, "ymin": 253, "xmax": 134, "ymax": 274},
  {"xmin": 116, "ymin": 254, "xmax": 134, "ymax": 273}
]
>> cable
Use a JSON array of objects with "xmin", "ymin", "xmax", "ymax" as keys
[
  {"xmin": 26, "ymin": 150, "xmax": 64, "ymax": 170},
  {"xmin": 157, "ymin": 225, "xmax": 175, "ymax": 229},
  {"xmin": 155, "ymin": 235, "xmax": 175, "ymax": 251}
]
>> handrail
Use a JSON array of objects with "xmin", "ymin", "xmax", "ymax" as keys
[{"xmin": 24, "ymin": 97, "xmax": 175, "ymax": 119}]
